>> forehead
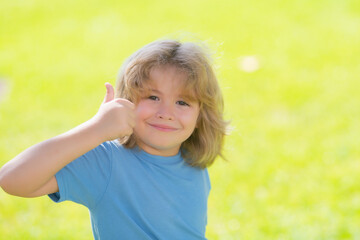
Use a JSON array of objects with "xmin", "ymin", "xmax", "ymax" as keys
[
  {"xmin": 147, "ymin": 65, "xmax": 196, "ymax": 99},
  {"xmin": 149, "ymin": 65, "xmax": 187, "ymax": 86}
]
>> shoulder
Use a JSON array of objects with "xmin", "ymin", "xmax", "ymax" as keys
[
  {"xmin": 102, "ymin": 140, "xmax": 134, "ymax": 157},
  {"xmin": 66, "ymin": 141, "xmax": 126, "ymax": 171},
  {"xmin": 94, "ymin": 140, "xmax": 129, "ymax": 157},
  {"xmin": 204, "ymin": 168, "xmax": 211, "ymax": 191},
  {"xmin": 99, "ymin": 141, "xmax": 139, "ymax": 168}
]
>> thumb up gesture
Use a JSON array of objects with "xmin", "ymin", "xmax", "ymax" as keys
[{"xmin": 92, "ymin": 83, "xmax": 136, "ymax": 142}]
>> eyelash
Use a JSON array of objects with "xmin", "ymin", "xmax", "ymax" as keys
[
  {"xmin": 177, "ymin": 101, "xmax": 189, "ymax": 106},
  {"xmin": 148, "ymin": 96, "xmax": 159, "ymax": 101},
  {"xmin": 148, "ymin": 96, "xmax": 190, "ymax": 106}
]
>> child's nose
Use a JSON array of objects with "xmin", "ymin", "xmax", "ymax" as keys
[{"xmin": 155, "ymin": 103, "xmax": 175, "ymax": 120}]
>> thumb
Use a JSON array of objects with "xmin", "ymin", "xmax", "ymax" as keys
[{"xmin": 103, "ymin": 82, "xmax": 114, "ymax": 103}]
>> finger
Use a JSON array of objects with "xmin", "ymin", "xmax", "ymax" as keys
[
  {"xmin": 128, "ymin": 109, "xmax": 136, "ymax": 123},
  {"xmin": 103, "ymin": 82, "xmax": 115, "ymax": 104},
  {"xmin": 128, "ymin": 102, "xmax": 135, "ymax": 110},
  {"xmin": 115, "ymin": 98, "xmax": 135, "ymax": 109},
  {"xmin": 128, "ymin": 116, "xmax": 136, "ymax": 128}
]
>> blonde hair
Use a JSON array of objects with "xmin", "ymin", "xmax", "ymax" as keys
[{"xmin": 115, "ymin": 39, "xmax": 228, "ymax": 168}]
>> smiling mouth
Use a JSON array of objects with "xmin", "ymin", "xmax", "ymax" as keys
[{"xmin": 148, "ymin": 123, "xmax": 178, "ymax": 132}]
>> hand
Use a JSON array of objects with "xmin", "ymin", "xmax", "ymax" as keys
[{"xmin": 92, "ymin": 82, "xmax": 135, "ymax": 142}]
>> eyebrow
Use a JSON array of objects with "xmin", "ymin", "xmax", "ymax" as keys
[{"xmin": 150, "ymin": 89, "xmax": 161, "ymax": 94}]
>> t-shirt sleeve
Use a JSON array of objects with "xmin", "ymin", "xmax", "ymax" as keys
[{"xmin": 48, "ymin": 141, "xmax": 114, "ymax": 209}]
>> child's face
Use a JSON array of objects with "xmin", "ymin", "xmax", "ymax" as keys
[{"xmin": 133, "ymin": 65, "xmax": 200, "ymax": 157}]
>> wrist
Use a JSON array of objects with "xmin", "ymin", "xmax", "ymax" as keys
[{"xmin": 82, "ymin": 117, "xmax": 107, "ymax": 144}]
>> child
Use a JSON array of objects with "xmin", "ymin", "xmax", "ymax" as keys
[{"xmin": 0, "ymin": 39, "xmax": 228, "ymax": 239}]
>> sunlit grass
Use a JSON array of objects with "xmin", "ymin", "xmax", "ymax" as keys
[{"xmin": 1, "ymin": 0, "xmax": 360, "ymax": 239}]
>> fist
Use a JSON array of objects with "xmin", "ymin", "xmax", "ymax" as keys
[{"xmin": 92, "ymin": 83, "xmax": 135, "ymax": 142}]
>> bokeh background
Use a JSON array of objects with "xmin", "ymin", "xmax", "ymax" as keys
[{"xmin": 1, "ymin": 0, "xmax": 360, "ymax": 239}]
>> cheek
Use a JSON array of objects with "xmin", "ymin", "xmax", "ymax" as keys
[{"xmin": 180, "ymin": 110, "xmax": 200, "ymax": 128}]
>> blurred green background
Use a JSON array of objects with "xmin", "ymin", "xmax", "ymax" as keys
[{"xmin": 1, "ymin": 0, "xmax": 360, "ymax": 239}]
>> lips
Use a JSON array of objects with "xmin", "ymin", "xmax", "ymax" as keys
[{"xmin": 148, "ymin": 123, "xmax": 178, "ymax": 132}]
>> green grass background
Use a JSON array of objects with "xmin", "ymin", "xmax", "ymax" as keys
[{"xmin": 1, "ymin": 0, "xmax": 360, "ymax": 239}]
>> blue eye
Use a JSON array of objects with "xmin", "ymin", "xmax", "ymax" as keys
[
  {"xmin": 177, "ymin": 100, "xmax": 189, "ymax": 106},
  {"xmin": 149, "ymin": 96, "xmax": 159, "ymax": 101}
]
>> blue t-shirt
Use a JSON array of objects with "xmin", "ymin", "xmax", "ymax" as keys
[{"xmin": 48, "ymin": 141, "xmax": 211, "ymax": 240}]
